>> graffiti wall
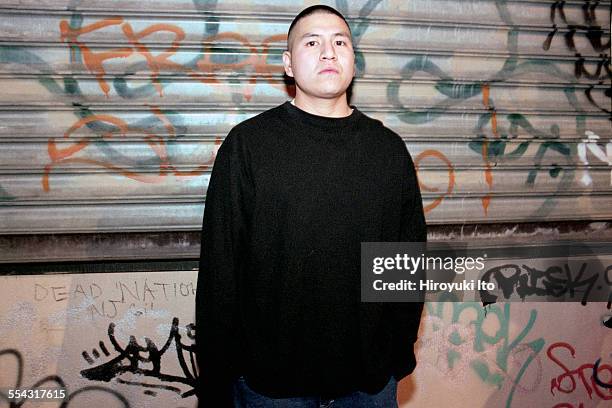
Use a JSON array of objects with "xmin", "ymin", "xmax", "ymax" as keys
[
  {"xmin": 0, "ymin": 0, "xmax": 609, "ymax": 231},
  {"xmin": 0, "ymin": 271, "xmax": 610, "ymax": 407},
  {"xmin": 0, "ymin": 0, "xmax": 610, "ymax": 407}
]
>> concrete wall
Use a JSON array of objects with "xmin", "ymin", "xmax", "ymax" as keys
[{"xmin": 1, "ymin": 271, "xmax": 611, "ymax": 407}]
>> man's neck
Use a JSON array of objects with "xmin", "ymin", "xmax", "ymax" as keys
[{"xmin": 292, "ymin": 94, "xmax": 353, "ymax": 118}]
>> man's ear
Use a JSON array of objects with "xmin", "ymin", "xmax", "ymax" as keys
[{"xmin": 282, "ymin": 50, "xmax": 294, "ymax": 78}]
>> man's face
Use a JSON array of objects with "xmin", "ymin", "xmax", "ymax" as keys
[{"xmin": 283, "ymin": 12, "xmax": 355, "ymax": 101}]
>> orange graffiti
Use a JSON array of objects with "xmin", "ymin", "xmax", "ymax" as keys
[
  {"xmin": 481, "ymin": 83, "xmax": 494, "ymax": 215},
  {"xmin": 48, "ymin": 114, "xmax": 129, "ymax": 163},
  {"xmin": 60, "ymin": 18, "xmax": 133, "ymax": 97},
  {"xmin": 59, "ymin": 17, "xmax": 291, "ymax": 100},
  {"xmin": 193, "ymin": 32, "xmax": 289, "ymax": 101},
  {"xmin": 194, "ymin": 32, "xmax": 259, "ymax": 101},
  {"xmin": 121, "ymin": 23, "xmax": 186, "ymax": 97},
  {"xmin": 414, "ymin": 149, "xmax": 455, "ymax": 213},
  {"xmin": 43, "ymin": 108, "xmax": 221, "ymax": 191},
  {"xmin": 260, "ymin": 34, "xmax": 295, "ymax": 97}
]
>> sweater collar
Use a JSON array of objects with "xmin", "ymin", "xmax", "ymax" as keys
[{"xmin": 281, "ymin": 101, "xmax": 361, "ymax": 131}]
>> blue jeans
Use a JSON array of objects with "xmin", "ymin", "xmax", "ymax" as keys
[{"xmin": 233, "ymin": 376, "xmax": 398, "ymax": 408}]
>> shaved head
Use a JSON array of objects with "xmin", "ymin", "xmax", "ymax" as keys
[{"xmin": 287, "ymin": 5, "xmax": 352, "ymax": 51}]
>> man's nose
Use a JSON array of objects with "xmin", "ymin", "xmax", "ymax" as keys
[{"xmin": 320, "ymin": 41, "xmax": 337, "ymax": 60}]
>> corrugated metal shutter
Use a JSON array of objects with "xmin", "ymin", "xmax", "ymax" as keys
[{"xmin": 0, "ymin": 1, "xmax": 610, "ymax": 258}]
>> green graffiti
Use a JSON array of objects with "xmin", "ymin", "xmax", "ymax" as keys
[
  {"xmin": 0, "ymin": 45, "xmax": 49, "ymax": 67},
  {"xmin": 383, "ymin": 0, "xmax": 602, "ymax": 215},
  {"xmin": 265, "ymin": 49, "xmax": 283, "ymax": 66},
  {"xmin": 435, "ymin": 82, "xmax": 482, "ymax": 100},
  {"xmin": 505, "ymin": 113, "xmax": 559, "ymax": 139},
  {"xmin": 0, "ymin": 45, "xmax": 74, "ymax": 96},
  {"xmin": 0, "ymin": 185, "xmax": 16, "ymax": 202},
  {"xmin": 469, "ymin": 137, "xmax": 530, "ymax": 162},
  {"xmin": 525, "ymin": 139, "xmax": 575, "ymax": 219},
  {"xmin": 526, "ymin": 141, "xmax": 572, "ymax": 184},
  {"xmin": 193, "ymin": 0, "xmax": 220, "ymax": 36},
  {"xmin": 467, "ymin": 107, "xmax": 576, "ymax": 219},
  {"xmin": 471, "ymin": 360, "xmax": 504, "ymax": 388},
  {"xmin": 335, "ymin": 0, "xmax": 383, "ymax": 76},
  {"xmin": 504, "ymin": 59, "xmax": 574, "ymax": 83},
  {"xmin": 447, "ymin": 349, "xmax": 461, "ymax": 369},
  {"xmin": 426, "ymin": 297, "xmax": 545, "ymax": 408},
  {"xmin": 36, "ymin": 77, "xmax": 64, "ymax": 95},
  {"xmin": 354, "ymin": 50, "xmax": 366, "ymax": 78},
  {"xmin": 114, "ymin": 76, "xmax": 170, "ymax": 99},
  {"xmin": 387, "ymin": 55, "xmax": 456, "ymax": 124},
  {"xmin": 336, "ymin": 0, "xmax": 383, "ymax": 46},
  {"xmin": 448, "ymin": 330, "xmax": 464, "ymax": 346},
  {"xmin": 469, "ymin": 113, "xmax": 557, "ymax": 161}
]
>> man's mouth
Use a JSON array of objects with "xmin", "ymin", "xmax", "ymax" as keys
[{"xmin": 319, "ymin": 68, "xmax": 339, "ymax": 74}]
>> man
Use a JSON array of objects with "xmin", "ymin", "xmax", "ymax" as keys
[{"xmin": 196, "ymin": 5, "xmax": 426, "ymax": 407}]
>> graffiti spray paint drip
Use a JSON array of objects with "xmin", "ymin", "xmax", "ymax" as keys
[{"xmin": 480, "ymin": 83, "xmax": 495, "ymax": 215}]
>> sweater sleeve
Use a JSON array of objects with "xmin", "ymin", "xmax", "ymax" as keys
[
  {"xmin": 389, "ymin": 147, "xmax": 427, "ymax": 381},
  {"xmin": 195, "ymin": 130, "xmax": 252, "ymax": 407}
]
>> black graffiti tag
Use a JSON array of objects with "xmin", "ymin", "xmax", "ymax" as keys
[
  {"xmin": 80, "ymin": 317, "xmax": 198, "ymax": 398},
  {"xmin": 0, "ymin": 348, "xmax": 130, "ymax": 408},
  {"xmin": 478, "ymin": 262, "xmax": 610, "ymax": 304}
]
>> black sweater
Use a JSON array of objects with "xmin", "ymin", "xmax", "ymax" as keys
[{"xmin": 196, "ymin": 101, "xmax": 426, "ymax": 406}]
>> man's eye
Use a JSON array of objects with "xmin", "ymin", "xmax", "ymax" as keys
[
  {"xmin": 335, "ymin": 40, "xmax": 346, "ymax": 46},
  {"xmin": 306, "ymin": 41, "xmax": 318, "ymax": 46}
]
